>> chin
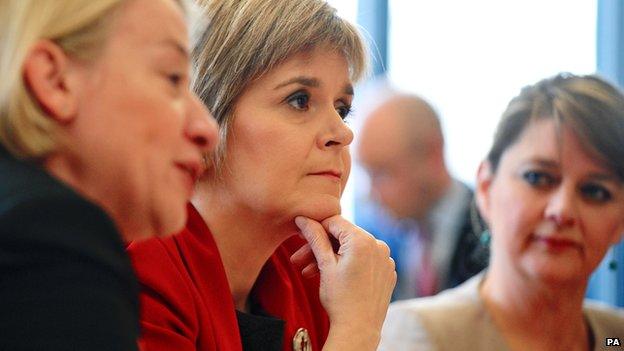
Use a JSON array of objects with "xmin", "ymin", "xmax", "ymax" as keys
[
  {"xmin": 291, "ymin": 193, "xmax": 342, "ymax": 222},
  {"xmin": 152, "ymin": 206, "xmax": 187, "ymax": 238},
  {"xmin": 522, "ymin": 257, "xmax": 586, "ymax": 287}
]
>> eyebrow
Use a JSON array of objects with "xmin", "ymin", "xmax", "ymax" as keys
[
  {"xmin": 586, "ymin": 172, "xmax": 619, "ymax": 183},
  {"xmin": 274, "ymin": 75, "xmax": 354, "ymax": 95},
  {"xmin": 524, "ymin": 158, "xmax": 560, "ymax": 169},
  {"xmin": 343, "ymin": 84, "xmax": 354, "ymax": 95},
  {"xmin": 274, "ymin": 76, "xmax": 319, "ymax": 90},
  {"xmin": 157, "ymin": 38, "xmax": 190, "ymax": 59}
]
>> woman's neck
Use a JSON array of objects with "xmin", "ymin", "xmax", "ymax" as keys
[
  {"xmin": 44, "ymin": 152, "xmax": 139, "ymax": 240},
  {"xmin": 481, "ymin": 257, "xmax": 591, "ymax": 351},
  {"xmin": 192, "ymin": 185, "xmax": 296, "ymax": 312}
]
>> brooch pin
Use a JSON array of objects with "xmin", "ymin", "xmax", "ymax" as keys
[{"xmin": 292, "ymin": 327, "xmax": 312, "ymax": 351}]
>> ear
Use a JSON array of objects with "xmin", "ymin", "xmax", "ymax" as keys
[
  {"xmin": 475, "ymin": 160, "xmax": 494, "ymax": 225},
  {"xmin": 22, "ymin": 40, "xmax": 82, "ymax": 124}
]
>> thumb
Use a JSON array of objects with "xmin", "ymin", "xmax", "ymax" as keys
[{"xmin": 295, "ymin": 216, "xmax": 335, "ymax": 268}]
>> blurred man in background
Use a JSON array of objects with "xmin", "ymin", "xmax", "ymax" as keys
[{"xmin": 357, "ymin": 93, "xmax": 487, "ymax": 299}]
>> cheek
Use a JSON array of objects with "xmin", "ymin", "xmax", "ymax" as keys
[
  {"xmin": 225, "ymin": 130, "xmax": 308, "ymax": 208},
  {"xmin": 583, "ymin": 207, "xmax": 624, "ymax": 250},
  {"xmin": 489, "ymin": 181, "xmax": 539, "ymax": 247},
  {"xmin": 149, "ymin": 100, "xmax": 185, "ymax": 137},
  {"xmin": 340, "ymin": 150, "xmax": 351, "ymax": 193}
]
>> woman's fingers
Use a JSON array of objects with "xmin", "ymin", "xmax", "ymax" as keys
[
  {"xmin": 294, "ymin": 216, "xmax": 336, "ymax": 269},
  {"xmin": 301, "ymin": 262, "xmax": 320, "ymax": 278},
  {"xmin": 307, "ymin": 215, "xmax": 396, "ymax": 349},
  {"xmin": 376, "ymin": 239, "xmax": 391, "ymax": 258},
  {"xmin": 290, "ymin": 243, "xmax": 316, "ymax": 268}
]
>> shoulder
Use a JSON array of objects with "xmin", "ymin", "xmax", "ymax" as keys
[
  {"xmin": 0, "ymin": 153, "xmax": 139, "ymax": 350},
  {"xmin": 0, "ymin": 150, "xmax": 73, "ymax": 206},
  {"xmin": 380, "ymin": 274, "xmax": 490, "ymax": 351},
  {"xmin": 0, "ymin": 154, "xmax": 130, "ymax": 276},
  {"xmin": 128, "ymin": 232, "xmax": 203, "ymax": 347},
  {"xmin": 584, "ymin": 300, "xmax": 624, "ymax": 337},
  {"xmin": 127, "ymin": 209, "xmax": 223, "ymax": 302},
  {"xmin": 387, "ymin": 275, "xmax": 484, "ymax": 332},
  {"xmin": 128, "ymin": 214, "xmax": 242, "ymax": 350},
  {"xmin": 127, "ymin": 232, "xmax": 198, "ymax": 315}
]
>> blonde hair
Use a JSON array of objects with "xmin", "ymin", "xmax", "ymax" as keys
[
  {"xmin": 192, "ymin": 0, "xmax": 368, "ymax": 171},
  {"xmin": 0, "ymin": 0, "xmax": 126, "ymax": 160}
]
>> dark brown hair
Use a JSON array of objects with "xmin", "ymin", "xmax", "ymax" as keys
[{"xmin": 487, "ymin": 73, "xmax": 624, "ymax": 181}]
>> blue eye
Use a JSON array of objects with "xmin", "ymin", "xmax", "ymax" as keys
[
  {"xmin": 287, "ymin": 91, "xmax": 310, "ymax": 111},
  {"xmin": 580, "ymin": 183, "xmax": 612, "ymax": 203},
  {"xmin": 522, "ymin": 170, "xmax": 557, "ymax": 188},
  {"xmin": 336, "ymin": 104, "xmax": 352, "ymax": 120}
]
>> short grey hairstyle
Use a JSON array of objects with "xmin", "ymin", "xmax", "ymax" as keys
[{"xmin": 192, "ymin": 0, "xmax": 368, "ymax": 172}]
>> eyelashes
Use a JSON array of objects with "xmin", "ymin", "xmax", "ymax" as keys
[
  {"xmin": 580, "ymin": 183, "xmax": 613, "ymax": 202},
  {"xmin": 336, "ymin": 105, "xmax": 353, "ymax": 120},
  {"xmin": 285, "ymin": 89, "xmax": 353, "ymax": 120},
  {"xmin": 522, "ymin": 170, "xmax": 557, "ymax": 188},
  {"xmin": 286, "ymin": 90, "xmax": 309, "ymax": 111},
  {"xmin": 522, "ymin": 170, "xmax": 614, "ymax": 203}
]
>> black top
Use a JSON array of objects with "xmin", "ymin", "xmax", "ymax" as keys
[
  {"xmin": 446, "ymin": 194, "xmax": 489, "ymax": 289},
  {"xmin": 236, "ymin": 302, "xmax": 285, "ymax": 351},
  {"xmin": 0, "ymin": 147, "xmax": 139, "ymax": 350}
]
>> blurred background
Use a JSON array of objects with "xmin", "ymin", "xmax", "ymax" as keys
[{"xmin": 327, "ymin": 0, "xmax": 623, "ymax": 307}]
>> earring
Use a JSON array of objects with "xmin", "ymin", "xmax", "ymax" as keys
[
  {"xmin": 480, "ymin": 229, "xmax": 491, "ymax": 246},
  {"xmin": 608, "ymin": 246, "xmax": 617, "ymax": 271},
  {"xmin": 470, "ymin": 200, "xmax": 489, "ymax": 247}
]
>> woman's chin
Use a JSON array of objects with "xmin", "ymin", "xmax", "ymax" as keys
[
  {"xmin": 522, "ymin": 257, "xmax": 586, "ymax": 287},
  {"xmin": 290, "ymin": 194, "xmax": 342, "ymax": 222}
]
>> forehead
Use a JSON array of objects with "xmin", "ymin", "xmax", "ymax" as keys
[
  {"xmin": 108, "ymin": 0, "xmax": 188, "ymax": 52},
  {"xmin": 260, "ymin": 48, "xmax": 351, "ymax": 87},
  {"xmin": 501, "ymin": 119, "xmax": 613, "ymax": 175}
]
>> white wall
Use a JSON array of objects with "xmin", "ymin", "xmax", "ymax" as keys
[{"xmin": 385, "ymin": 0, "xmax": 596, "ymax": 185}]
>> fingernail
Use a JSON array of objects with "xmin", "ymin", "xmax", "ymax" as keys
[{"xmin": 294, "ymin": 216, "xmax": 307, "ymax": 229}]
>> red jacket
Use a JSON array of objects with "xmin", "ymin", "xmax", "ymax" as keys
[{"xmin": 127, "ymin": 204, "xmax": 329, "ymax": 350}]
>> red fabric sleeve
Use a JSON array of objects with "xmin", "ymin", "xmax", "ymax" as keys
[
  {"xmin": 127, "ymin": 238, "xmax": 199, "ymax": 351},
  {"xmin": 254, "ymin": 235, "xmax": 330, "ymax": 350}
]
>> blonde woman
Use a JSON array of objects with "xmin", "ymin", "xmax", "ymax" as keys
[
  {"xmin": 0, "ymin": 0, "xmax": 217, "ymax": 349},
  {"xmin": 128, "ymin": 0, "xmax": 397, "ymax": 350},
  {"xmin": 379, "ymin": 74, "xmax": 624, "ymax": 351}
]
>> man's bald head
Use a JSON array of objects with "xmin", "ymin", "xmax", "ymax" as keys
[{"xmin": 358, "ymin": 94, "xmax": 450, "ymax": 220}]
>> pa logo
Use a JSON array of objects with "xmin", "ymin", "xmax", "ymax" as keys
[{"xmin": 606, "ymin": 337, "xmax": 621, "ymax": 347}]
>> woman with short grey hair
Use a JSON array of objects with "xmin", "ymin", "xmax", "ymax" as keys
[{"xmin": 129, "ymin": 0, "xmax": 396, "ymax": 350}]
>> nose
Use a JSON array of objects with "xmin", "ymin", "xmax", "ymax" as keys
[
  {"xmin": 186, "ymin": 93, "xmax": 219, "ymax": 154},
  {"xmin": 318, "ymin": 109, "xmax": 354, "ymax": 149},
  {"xmin": 544, "ymin": 184, "xmax": 578, "ymax": 227}
]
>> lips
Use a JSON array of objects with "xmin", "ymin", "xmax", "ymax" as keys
[
  {"xmin": 175, "ymin": 159, "xmax": 203, "ymax": 191},
  {"xmin": 308, "ymin": 170, "xmax": 342, "ymax": 181},
  {"xmin": 531, "ymin": 221, "xmax": 582, "ymax": 251},
  {"xmin": 532, "ymin": 236, "xmax": 583, "ymax": 250}
]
